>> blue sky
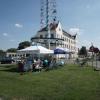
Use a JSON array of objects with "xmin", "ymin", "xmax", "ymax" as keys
[{"xmin": 0, "ymin": 0, "xmax": 100, "ymax": 50}]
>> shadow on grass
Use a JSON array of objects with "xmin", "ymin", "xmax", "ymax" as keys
[
  {"xmin": 0, "ymin": 64, "xmax": 19, "ymax": 73},
  {"xmin": 0, "ymin": 65, "xmax": 14, "ymax": 68},
  {"xmin": 68, "ymin": 68, "xmax": 84, "ymax": 71},
  {"xmin": 67, "ymin": 65, "xmax": 89, "ymax": 71}
]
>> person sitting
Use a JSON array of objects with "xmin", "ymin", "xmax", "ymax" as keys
[
  {"xmin": 35, "ymin": 64, "xmax": 42, "ymax": 72},
  {"xmin": 43, "ymin": 59, "xmax": 48, "ymax": 68},
  {"xmin": 33, "ymin": 59, "xmax": 42, "ymax": 72}
]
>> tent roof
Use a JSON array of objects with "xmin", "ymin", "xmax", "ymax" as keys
[
  {"xmin": 18, "ymin": 45, "xmax": 54, "ymax": 54},
  {"xmin": 54, "ymin": 47, "xmax": 70, "ymax": 54},
  {"xmin": 56, "ymin": 47, "xmax": 70, "ymax": 52}
]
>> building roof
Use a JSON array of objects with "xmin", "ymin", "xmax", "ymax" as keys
[
  {"xmin": 63, "ymin": 30, "xmax": 76, "ymax": 39},
  {"xmin": 38, "ymin": 22, "xmax": 77, "ymax": 39},
  {"xmin": 38, "ymin": 23, "xmax": 58, "ymax": 32}
]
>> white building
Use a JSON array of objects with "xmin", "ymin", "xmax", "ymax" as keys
[
  {"xmin": 6, "ymin": 52, "xmax": 26, "ymax": 59},
  {"xmin": 31, "ymin": 22, "xmax": 78, "ymax": 58}
]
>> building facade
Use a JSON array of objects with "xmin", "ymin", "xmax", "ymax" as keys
[
  {"xmin": 31, "ymin": 22, "xmax": 78, "ymax": 58},
  {"xmin": 6, "ymin": 52, "xmax": 26, "ymax": 60}
]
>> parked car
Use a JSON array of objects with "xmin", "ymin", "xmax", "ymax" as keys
[{"xmin": 0, "ymin": 57, "xmax": 15, "ymax": 64}]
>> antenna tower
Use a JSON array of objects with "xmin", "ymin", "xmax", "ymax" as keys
[
  {"xmin": 40, "ymin": 0, "xmax": 57, "ymax": 28},
  {"xmin": 31, "ymin": 0, "xmax": 64, "ymax": 49}
]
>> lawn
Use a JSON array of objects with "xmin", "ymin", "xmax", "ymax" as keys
[{"xmin": 0, "ymin": 64, "xmax": 100, "ymax": 100}]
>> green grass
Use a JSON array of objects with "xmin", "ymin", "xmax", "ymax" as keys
[{"xmin": 0, "ymin": 64, "xmax": 100, "ymax": 100}]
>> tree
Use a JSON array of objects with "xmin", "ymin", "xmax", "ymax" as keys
[
  {"xmin": 78, "ymin": 46, "xmax": 87, "ymax": 57},
  {"xmin": 0, "ymin": 50, "xmax": 6, "ymax": 57},
  {"xmin": 7, "ymin": 48, "xmax": 17, "ymax": 52},
  {"xmin": 18, "ymin": 41, "xmax": 31, "ymax": 50}
]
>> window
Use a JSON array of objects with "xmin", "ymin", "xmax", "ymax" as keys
[
  {"xmin": 61, "ymin": 35, "xmax": 62, "ymax": 39},
  {"xmin": 65, "ymin": 38, "xmax": 66, "ymax": 41},
  {"xmin": 59, "ymin": 28, "xmax": 61, "ymax": 31},
  {"xmin": 51, "ymin": 34, "xmax": 54, "ymax": 38},
  {"xmin": 71, "ymin": 46, "xmax": 72, "ymax": 50},
  {"xmin": 9, "ymin": 54, "xmax": 11, "ymax": 57},
  {"xmin": 67, "ymin": 45, "xmax": 68, "ymax": 48},
  {"xmin": 56, "ymin": 35, "xmax": 58, "ymax": 38},
  {"xmin": 40, "ymin": 35, "xmax": 43, "ymax": 38},
  {"xmin": 67, "ymin": 38, "xmax": 68, "ymax": 42},
  {"xmin": 71, "ymin": 40, "xmax": 72, "ymax": 44},
  {"xmin": 69, "ymin": 45, "xmax": 70, "ymax": 49},
  {"xmin": 44, "ymin": 40, "xmax": 47, "ymax": 42},
  {"xmin": 45, "ymin": 34, "xmax": 48, "ymax": 38},
  {"xmin": 69, "ymin": 39, "xmax": 70, "ymax": 43}
]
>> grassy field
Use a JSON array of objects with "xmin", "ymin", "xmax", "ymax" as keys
[{"xmin": 0, "ymin": 64, "xmax": 100, "ymax": 100}]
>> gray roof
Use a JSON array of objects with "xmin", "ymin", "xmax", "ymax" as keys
[{"xmin": 63, "ymin": 30, "xmax": 76, "ymax": 40}]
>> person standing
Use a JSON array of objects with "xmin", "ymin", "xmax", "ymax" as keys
[{"xmin": 18, "ymin": 61, "xmax": 24, "ymax": 75}]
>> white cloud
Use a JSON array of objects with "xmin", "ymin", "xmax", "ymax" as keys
[
  {"xmin": 10, "ymin": 39, "xmax": 16, "ymax": 42},
  {"xmin": 69, "ymin": 28, "xmax": 83, "ymax": 36},
  {"xmin": 2, "ymin": 33, "xmax": 8, "ymax": 37},
  {"xmin": 15, "ymin": 23, "xmax": 23, "ymax": 28}
]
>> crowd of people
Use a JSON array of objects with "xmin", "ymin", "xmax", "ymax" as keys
[{"xmin": 17, "ymin": 56, "xmax": 57, "ymax": 75}]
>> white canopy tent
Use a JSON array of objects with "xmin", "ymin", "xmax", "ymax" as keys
[{"xmin": 17, "ymin": 45, "xmax": 54, "ymax": 54}]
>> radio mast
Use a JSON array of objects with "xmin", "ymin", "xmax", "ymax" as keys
[
  {"xmin": 40, "ymin": 0, "xmax": 57, "ymax": 49},
  {"xmin": 40, "ymin": 0, "xmax": 57, "ymax": 28}
]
